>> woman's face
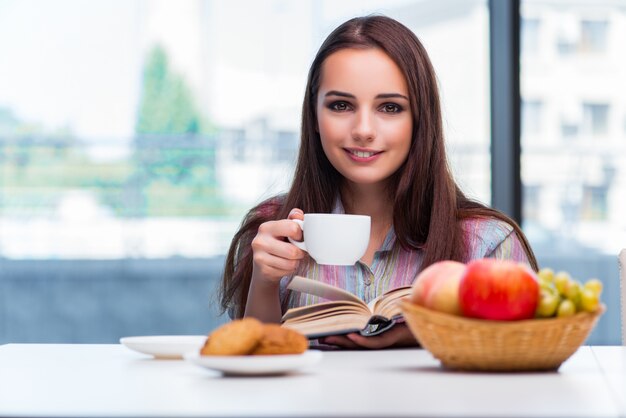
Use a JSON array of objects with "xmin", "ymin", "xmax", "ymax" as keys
[{"xmin": 316, "ymin": 48, "xmax": 412, "ymax": 188}]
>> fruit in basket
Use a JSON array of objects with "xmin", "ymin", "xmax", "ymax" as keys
[
  {"xmin": 411, "ymin": 260, "xmax": 466, "ymax": 315},
  {"xmin": 564, "ymin": 280, "xmax": 582, "ymax": 309},
  {"xmin": 580, "ymin": 288, "xmax": 600, "ymax": 313},
  {"xmin": 458, "ymin": 259, "xmax": 539, "ymax": 320},
  {"xmin": 535, "ymin": 289, "xmax": 560, "ymax": 317},
  {"xmin": 535, "ymin": 267, "xmax": 604, "ymax": 317},
  {"xmin": 583, "ymin": 278, "xmax": 603, "ymax": 295},
  {"xmin": 557, "ymin": 299, "xmax": 576, "ymax": 317},
  {"xmin": 537, "ymin": 267, "xmax": 555, "ymax": 283},
  {"xmin": 554, "ymin": 271, "xmax": 571, "ymax": 295}
]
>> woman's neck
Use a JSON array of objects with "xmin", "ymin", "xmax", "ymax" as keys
[
  {"xmin": 341, "ymin": 182, "xmax": 394, "ymax": 266},
  {"xmin": 340, "ymin": 182, "xmax": 393, "ymax": 226}
]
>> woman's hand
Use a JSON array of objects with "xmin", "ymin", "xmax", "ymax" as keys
[
  {"xmin": 245, "ymin": 209, "xmax": 306, "ymax": 322},
  {"xmin": 250, "ymin": 208, "xmax": 306, "ymax": 286},
  {"xmin": 319, "ymin": 323, "xmax": 418, "ymax": 349}
]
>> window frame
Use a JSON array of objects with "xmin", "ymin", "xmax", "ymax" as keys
[{"xmin": 489, "ymin": 0, "xmax": 522, "ymax": 224}]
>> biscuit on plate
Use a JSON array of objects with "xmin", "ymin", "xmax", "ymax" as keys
[
  {"xmin": 251, "ymin": 324, "xmax": 308, "ymax": 355},
  {"xmin": 200, "ymin": 318, "xmax": 264, "ymax": 356}
]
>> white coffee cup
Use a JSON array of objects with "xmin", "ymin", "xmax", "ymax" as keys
[{"xmin": 288, "ymin": 213, "xmax": 371, "ymax": 266}]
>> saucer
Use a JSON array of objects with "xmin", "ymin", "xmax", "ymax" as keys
[
  {"xmin": 120, "ymin": 335, "xmax": 207, "ymax": 359},
  {"xmin": 184, "ymin": 350, "xmax": 323, "ymax": 376}
]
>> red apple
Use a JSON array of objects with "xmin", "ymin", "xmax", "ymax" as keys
[
  {"xmin": 459, "ymin": 259, "xmax": 539, "ymax": 320},
  {"xmin": 412, "ymin": 260, "xmax": 466, "ymax": 315}
]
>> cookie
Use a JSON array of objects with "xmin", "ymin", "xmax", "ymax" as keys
[
  {"xmin": 201, "ymin": 318, "xmax": 264, "ymax": 356},
  {"xmin": 251, "ymin": 324, "xmax": 309, "ymax": 355}
]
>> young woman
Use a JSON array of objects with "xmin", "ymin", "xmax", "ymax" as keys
[{"xmin": 219, "ymin": 15, "xmax": 538, "ymax": 349}]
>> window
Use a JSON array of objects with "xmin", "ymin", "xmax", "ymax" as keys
[
  {"xmin": 274, "ymin": 130, "xmax": 298, "ymax": 162},
  {"xmin": 581, "ymin": 185, "xmax": 608, "ymax": 221},
  {"xmin": 522, "ymin": 1, "xmax": 625, "ymax": 344},
  {"xmin": 580, "ymin": 20, "xmax": 608, "ymax": 53},
  {"xmin": 521, "ymin": 18, "xmax": 540, "ymax": 55},
  {"xmin": 523, "ymin": 184, "xmax": 541, "ymax": 221},
  {"xmin": 0, "ymin": 0, "xmax": 490, "ymax": 344},
  {"xmin": 556, "ymin": 16, "xmax": 578, "ymax": 56},
  {"xmin": 557, "ymin": 18, "xmax": 609, "ymax": 56},
  {"xmin": 560, "ymin": 120, "xmax": 579, "ymax": 140},
  {"xmin": 522, "ymin": 100, "xmax": 543, "ymax": 136},
  {"xmin": 582, "ymin": 103, "xmax": 609, "ymax": 137},
  {"xmin": 225, "ymin": 129, "xmax": 246, "ymax": 162}
]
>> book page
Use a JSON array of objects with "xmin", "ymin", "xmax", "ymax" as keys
[
  {"xmin": 287, "ymin": 275, "xmax": 365, "ymax": 306},
  {"xmin": 282, "ymin": 277, "xmax": 411, "ymax": 338},
  {"xmin": 281, "ymin": 300, "xmax": 370, "ymax": 322},
  {"xmin": 368, "ymin": 286, "xmax": 412, "ymax": 319},
  {"xmin": 283, "ymin": 313, "xmax": 371, "ymax": 338}
]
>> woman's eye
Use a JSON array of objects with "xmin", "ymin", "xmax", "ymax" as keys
[
  {"xmin": 329, "ymin": 101, "xmax": 350, "ymax": 112},
  {"xmin": 381, "ymin": 103, "xmax": 402, "ymax": 113}
]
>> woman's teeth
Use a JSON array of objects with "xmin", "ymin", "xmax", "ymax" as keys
[{"xmin": 350, "ymin": 150, "xmax": 375, "ymax": 158}]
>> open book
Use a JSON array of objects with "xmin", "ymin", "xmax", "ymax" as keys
[{"xmin": 281, "ymin": 275, "xmax": 412, "ymax": 339}]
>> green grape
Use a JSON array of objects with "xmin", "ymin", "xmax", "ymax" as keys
[
  {"xmin": 538, "ymin": 281, "xmax": 559, "ymax": 301},
  {"xmin": 564, "ymin": 280, "xmax": 582, "ymax": 311},
  {"xmin": 583, "ymin": 278, "xmax": 603, "ymax": 296},
  {"xmin": 580, "ymin": 288, "xmax": 600, "ymax": 313},
  {"xmin": 539, "ymin": 278, "xmax": 554, "ymax": 291},
  {"xmin": 557, "ymin": 299, "xmax": 576, "ymax": 317},
  {"xmin": 554, "ymin": 271, "xmax": 571, "ymax": 296},
  {"xmin": 536, "ymin": 290, "xmax": 560, "ymax": 318},
  {"xmin": 538, "ymin": 267, "xmax": 555, "ymax": 283}
]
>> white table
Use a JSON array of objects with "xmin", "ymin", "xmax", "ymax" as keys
[
  {"xmin": 0, "ymin": 344, "xmax": 624, "ymax": 418},
  {"xmin": 591, "ymin": 346, "xmax": 626, "ymax": 414}
]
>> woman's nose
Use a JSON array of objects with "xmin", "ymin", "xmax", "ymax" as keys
[{"xmin": 351, "ymin": 110, "xmax": 376, "ymax": 142}]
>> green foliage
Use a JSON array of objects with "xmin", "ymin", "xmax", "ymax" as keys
[
  {"xmin": 0, "ymin": 107, "xmax": 19, "ymax": 134},
  {"xmin": 136, "ymin": 46, "xmax": 209, "ymax": 135},
  {"xmin": 129, "ymin": 44, "xmax": 219, "ymax": 216},
  {"xmin": 0, "ymin": 46, "xmax": 225, "ymax": 219}
]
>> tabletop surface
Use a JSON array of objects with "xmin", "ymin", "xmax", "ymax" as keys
[{"xmin": 0, "ymin": 343, "xmax": 625, "ymax": 418}]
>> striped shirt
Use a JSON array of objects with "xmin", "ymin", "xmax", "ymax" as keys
[{"xmin": 279, "ymin": 205, "xmax": 531, "ymax": 313}]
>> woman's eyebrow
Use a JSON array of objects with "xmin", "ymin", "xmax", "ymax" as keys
[
  {"xmin": 324, "ymin": 90, "xmax": 408, "ymax": 101},
  {"xmin": 376, "ymin": 93, "xmax": 409, "ymax": 101},
  {"xmin": 325, "ymin": 90, "xmax": 355, "ymax": 98}
]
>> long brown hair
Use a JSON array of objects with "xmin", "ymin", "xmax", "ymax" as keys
[{"xmin": 220, "ymin": 15, "xmax": 538, "ymax": 318}]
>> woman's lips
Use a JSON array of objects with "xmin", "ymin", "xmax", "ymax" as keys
[{"xmin": 344, "ymin": 148, "xmax": 383, "ymax": 162}]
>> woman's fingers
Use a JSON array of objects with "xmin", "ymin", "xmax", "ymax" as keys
[
  {"xmin": 253, "ymin": 232, "xmax": 304, "ymax": 260},
  {"xmin": 251, "ymin": 215, "xmax": 308, "ymax": 283},
  {"xmin": 320, "ymin": 335, "xmax": 362, "ymax": 349},
  {"xmin": 264, "ymin": 253, "xmax": 302, "ymax": 272},
  {"xmin": 288, "ymin": 208, "xmax": 304, "ymax": 220},
  {"xmin": 252, "ymin": 245, "xmax": 302, "ymax": 278},
  {"xmin": 345, "ymin": 333, "xmax": 392, "ymax": 349},
  {"xmin": 320, "ymin": 325, "xmax": 418, "ymax": 350},
  {"xmin": 257, "ymin": 219, "xmax": 301, "ymax": 240},
  {"xmin": 349, "ymin": 325, "xmax": 417, "ymax": 349},
  {"xmin": 287, "ymin": 209, "xmax": 304, "ymax": 241}
]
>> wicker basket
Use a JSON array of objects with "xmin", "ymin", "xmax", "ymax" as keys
[{"xmin": 400, "ymin": 300, "xmax": 605, "ymax": 372}]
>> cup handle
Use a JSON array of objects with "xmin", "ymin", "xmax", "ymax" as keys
[{"xmin": 287, "ymin": 219, "xmax": 307, "ymax": 252}]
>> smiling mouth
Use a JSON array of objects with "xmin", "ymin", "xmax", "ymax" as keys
[{"xmin": 346, "ymin": 149, "xmax": 381, "ymax": 158}]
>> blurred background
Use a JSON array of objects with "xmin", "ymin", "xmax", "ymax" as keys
[{"xmin": 0, "ymin": 0, "xmax": 624, "ymax": 344}]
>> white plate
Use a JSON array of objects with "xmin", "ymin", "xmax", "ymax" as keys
[
  {"xmin": 120, "ymin": 335, "xmax": 207, "ymax": 359},
  {"xmin": 184, "ymin": 350, "xmax": 323, "ymax": 376}
]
